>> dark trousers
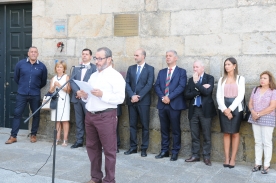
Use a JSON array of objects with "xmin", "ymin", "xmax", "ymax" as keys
[
  {"xmin": 11, "ymin": 94, "xmax": 41, "ymax": 137},
  {"xmin": 158, "ymin": 105, "xmax": 182, "ymax": 154},
  {"xmin": 73, "ymin": 100, "xmax": 87, "ymax": 144},
  {"xmin": 85, "ymin": 109, "xmax": 117, "ymax": 183},
  {"xmin": 189, "ymin": 107, "xmax": 212, "ymax": 158},
  {"xmin": 116, "ymin": 116, "xmax": 120, "ymax": 147},
  {"xmin": 128, "ymin": 105, "xmax": 150, "ymax": 150}
]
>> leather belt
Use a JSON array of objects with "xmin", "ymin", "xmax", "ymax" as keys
[{"xmin": 89, "ymin": 108, "xmax": 115, "ymax": 114}]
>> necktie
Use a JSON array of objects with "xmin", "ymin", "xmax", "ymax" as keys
[
  {"xmin": 195, "ymin": 76, "xmax": 202, "ymax": 107},
  {"xmin": 136, "ymin": 66, "xmax": 141, "ymax": 84},
  {"xmin": 165, "ymin": 68, "xmax": 172, "ymax": 96}
]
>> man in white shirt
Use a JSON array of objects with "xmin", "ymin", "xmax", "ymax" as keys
[{"xmin": 79, "ymin": 47, "xmax": 125, "ymax": 183}]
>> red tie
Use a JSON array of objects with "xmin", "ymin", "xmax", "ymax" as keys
[{"xmin": 165, "ymin": 68, "xmax": 172, "ymax": 96}]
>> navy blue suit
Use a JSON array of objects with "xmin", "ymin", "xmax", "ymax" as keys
[
  {"xmin": 125, "ymin": 63, "xmax": 154, "ymax": 150},
  {"xmin": 154, "ymin": 66, "xmax": 187, "ymax": 154}
]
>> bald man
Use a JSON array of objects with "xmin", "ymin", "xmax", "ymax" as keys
[{"xmin": 124, "ymin": 49, "xmax": 154, "ymax": 157}]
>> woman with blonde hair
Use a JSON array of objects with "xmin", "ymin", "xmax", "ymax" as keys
[
  {"xmin": 249, "ymin": 71, "xmax": 276, "ymax": 174},
  {"xmin": 216, "ymin": 57, "xmax": 245, "ymax": 168},
  {"xmin": 49, "ymin": 61, "xmax": 71, "ymax": 146}
]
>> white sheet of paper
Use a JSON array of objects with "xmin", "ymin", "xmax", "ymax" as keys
[{"xmin": 73, "ymin": 80, "xmax": 93, "ymax": 98}]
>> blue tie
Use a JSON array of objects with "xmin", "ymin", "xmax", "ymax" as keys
[
  {"xmin": 136, "ymin": 66, "xmax": 141, "ymax": 84},
  {"xmin": 195, "ymin": 77, "xmax": 202, "ymax": 107}
]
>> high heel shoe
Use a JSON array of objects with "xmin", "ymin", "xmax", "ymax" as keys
[
  {"xmin": 252, "ymin": 165, "xmax": 261, "ymax": 172},
  {"xmin": 229, "ymin": 165, "xmax": 235, "ymax": 169},
  {"xmin": 56, "ymin": 139, "xmax": 60, "ymax": 146},
  {"xmin": 62, "ymin": 140, "xmax": 68, "ymax": 147},
  {"xmin": 223, "ymin": 158, "xmax": 230, "ymax": 167},
  {"xmin": 261, "ymin": 167, "xmax": 270, "ymax": 174},
  {"xmin": 223, "ymin": 164, "xmax": 229, "ymax": 167}
]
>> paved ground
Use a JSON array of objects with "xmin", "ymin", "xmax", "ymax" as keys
[{"xmin": 1, "ymin": 128, "xmax": 276, "ymax": 183}]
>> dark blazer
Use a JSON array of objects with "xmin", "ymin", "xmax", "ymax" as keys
[
  {"xmin": 125, "ymin": 63, "xmax": 154, "ymax": 105},
  {"xmin": 154, "ymin": 66, "xmax": 187, "ymax": 110},
  {"xmin": 70, "ymin": 63, "xmax": 97, "ymax": 103},
  {"xmin": 185, "ymin": 73, "xmax": 217, "ymax": 120}
]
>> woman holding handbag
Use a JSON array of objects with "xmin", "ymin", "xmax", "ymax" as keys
[
  {"xmin": 49, "ymin": 61, "xmax": 71, "ymax": 146},
  {"xmin": 216, "ymin": 57, "xmax": 245, "ymax": 169},
  {"xmin": 248, "ymin": 71, "xmax": 276, "ymax": 174}
]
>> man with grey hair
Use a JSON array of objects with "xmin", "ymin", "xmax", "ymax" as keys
[
  {"xmin": 184, "ymin": 60, "xmax": 217, "ymax": 166},
  {"xmin": 78, "ymin": 47, "xmax": 125, "ymax": 183},
  {"xmin": 154, "ymin": 50, "xmax": 187, "ymax": 161}
]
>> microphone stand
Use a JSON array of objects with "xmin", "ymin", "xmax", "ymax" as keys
[{"xmin": 24, "ymin": 66, "xmax": 87, "ymax": 183}]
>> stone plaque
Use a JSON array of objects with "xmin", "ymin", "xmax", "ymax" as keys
[{"xmin": 114, "ymin": 14, "xmax": 138, "ymax": 37}]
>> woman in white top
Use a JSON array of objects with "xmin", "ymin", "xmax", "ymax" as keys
[
  {"xmin": 216, "ymin": 57, "xmax": 245, "ymax": 168},
  {"xmin": 49, "ymin": 61, "xmax": 71, "ymax": 146}
]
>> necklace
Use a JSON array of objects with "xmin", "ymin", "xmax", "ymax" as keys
[{"xmin": 56, "ymin": 74, "xmax": 64, "ymax": 81}]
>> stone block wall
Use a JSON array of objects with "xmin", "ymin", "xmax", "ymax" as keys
[{"xmin": 30, "ymin": 0, "xmax": 276, "ymax": 165}]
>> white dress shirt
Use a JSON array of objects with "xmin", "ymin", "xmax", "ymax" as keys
[
  {"xmin": 81, "ymin": 63, "xmax": 90, "ymax": 81},
  {"xmin": 84, "ymin": 65, "xmax": 126, "ymax": 112}
]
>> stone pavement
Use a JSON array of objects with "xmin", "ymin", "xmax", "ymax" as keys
[{"xmin": 1, "ymin": 128, "xmax": 276, "ymax": 183}]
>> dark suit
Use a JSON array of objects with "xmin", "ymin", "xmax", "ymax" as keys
[
  {"xmin": 70, "ymin": 63, "xmax": 97, "ymax": 144},
  {"xmin": 185, "ymin": 73, "xmax": 217, "ymax": 158},
  {"xmin": 125, "ymin": 63, "xmax": 154, "ymax": 150},
  {"xmin": 154, "ymin": 66, "xmax": 187, "ymax": 154}
]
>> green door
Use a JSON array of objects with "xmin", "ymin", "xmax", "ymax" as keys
[{"xmin": 0, "ymin": 3, "xmax": 32, "ymax": 129}]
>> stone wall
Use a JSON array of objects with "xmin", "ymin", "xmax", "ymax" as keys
[{"xmin": 30, "ymin": 0, "xmax": 276, "ymax": 165}]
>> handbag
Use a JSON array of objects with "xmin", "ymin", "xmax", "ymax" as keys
[
  {"xmin": 41, "ymin": 96, "xmax": 51, "ymax": 110},
  {"xmin": 41, "ymin": 92, "xmax": 58, "ymax": 110},
  {"xmin": 241, "ymin": 87, "xmax": 258, "ymax": 121}
]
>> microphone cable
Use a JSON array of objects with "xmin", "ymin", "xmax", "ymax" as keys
[{"xmin": 0, "ymin": 72, "xmax": 71, "ymax": 177}]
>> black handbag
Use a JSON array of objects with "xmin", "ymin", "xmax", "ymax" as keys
[
  {"xmin": 241, "ymin": 87, "xmax": 258, "ymax": 121},
  {"xmin": 50, "ymin": 96, "xmax": 58, "ymax": 109},
  {"xmin": 241, "ymin": 97, "xmax": 250, "ymax": 121}
]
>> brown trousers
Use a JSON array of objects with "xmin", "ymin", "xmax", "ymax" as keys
[{"xmin": 85, "ymin": 109, "xmax": 117, "ymax": 183}]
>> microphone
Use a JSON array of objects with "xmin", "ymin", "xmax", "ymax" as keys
[{"xmin": 73, "ymin": 65, "xmax": 91, "ymax": 69}]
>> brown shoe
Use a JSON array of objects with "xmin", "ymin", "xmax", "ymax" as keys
[
  {"xmin": 5, "ymin": 136, "xmax": 17, "ymax": 144},
  {"xmin": 30, "ymin": 135, "xmax": 37, "ymax": 143},
  {"xmin": 204, "ymin": 158, "xmax": 212, "ymax": 166},
  {"xmin": 185, "ymin": 156, "xmax": 200, "ymax": 162}
]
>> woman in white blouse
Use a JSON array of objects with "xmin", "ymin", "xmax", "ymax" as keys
[{"xmin": 216, "ymin": 57, "xmax": 245, "ymax": 169}]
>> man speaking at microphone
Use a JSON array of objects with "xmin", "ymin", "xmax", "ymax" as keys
[
  {"xmin": 79, "ymin": 47, "xmax": 125, "ymax": 183},
  {"xmin": 70, "ymin": 48, "xmax": 97, "ymax": 149}
]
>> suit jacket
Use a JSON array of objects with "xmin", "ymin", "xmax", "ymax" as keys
[
  {"xmin": 185, "ymin": 73, "xmax": 217, "ymax": 120},
  {"xmin": 154, "ymin": 66, "xmax": 187, "ymax": 110},
  {"xmin": 70, "ymin": 63, "xmax": 97, "ymax": 103},
  {"xmin": 125, "ymin": 63, "xmax": 154, "ymax": 106}
]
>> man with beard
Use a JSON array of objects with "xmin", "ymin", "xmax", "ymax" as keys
[
  {"xmin": 79, "ymin": 47, "xmax": 125, "ymax": 183},
  {"xmin": 70, "ymin": 48, "xmax": 97, "ymax": 149},
  {"xmin": 124, "ymin": 48, "xmax": 154, "ymax": 157}
]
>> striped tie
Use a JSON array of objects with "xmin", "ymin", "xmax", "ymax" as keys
[{"xmin": 165, "ymin": 68, "xmax": 172, "ymax": 96}]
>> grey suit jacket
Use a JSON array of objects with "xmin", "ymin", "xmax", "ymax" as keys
[{"xmin": 70, "ymin": 63, "xmax": 97, "ymax": 103}]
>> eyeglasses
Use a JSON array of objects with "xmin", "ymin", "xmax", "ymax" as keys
[{"xmin": 93, "ymin": 57, "xmax": 109, "ymax": 61}]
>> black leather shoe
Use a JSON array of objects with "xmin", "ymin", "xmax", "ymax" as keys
[
  {"xmin": 204, "ymin": 158, "xmax": 212, "ymax": 166},
  {"xmin": 70, "ymin": 142, "xmax": 83, "ymax": 149},
  {"xmin": 155, "ymin": 151, "xmax": 169, "ymax": 159},
  {"xmin": 185, "ymin": 156, "xmax": 200, "ymax": 162},
  {"xmin": 124, "ymin": 148, "xmax": 137, "ymax": 155},
  {"xmin": 170, "ymin": 153, "xmax": 178, "ymax": 161},
  {"xmin": 141, "ymin": 149, "xmax": 147, "ymax": 157}
]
